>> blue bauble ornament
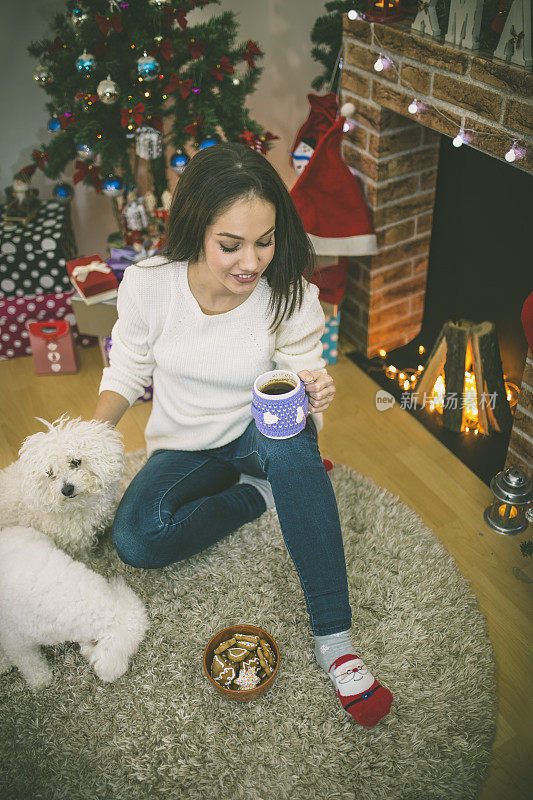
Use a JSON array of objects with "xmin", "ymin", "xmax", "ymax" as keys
[
  {"xmin": 47, "ymin": 117, "xmax": 61, "ymax": 133},
  {"xmin": 137, "ymin": 53, "xmax": 159, "ymax": 82},
  {"xmin": 102, "ymin": 176, "xmax": 124, "ymax": 197},
  {"xmin": 53, "ymin": 182, "xmax": 74, "ymax": 202},
  {"xmin": 76, "ymin": 143, "xmax": 95, "ymax": 161},
  {"xmin": 169, "ymin": 151, "xmax": 189, "ymax": 173},
  {"xmin": 76, "ymin": 50, "xmax": 96, "ymax": 74},
  {"xmin": 199, "ymin": 137, "xmax": 218, "ymax": 150}
]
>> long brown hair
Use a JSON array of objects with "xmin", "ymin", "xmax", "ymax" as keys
[{"xmin": 159, "ymin": 142, "xmax": 316, "ymax": 333}]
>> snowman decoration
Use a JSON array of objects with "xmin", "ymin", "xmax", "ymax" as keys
[{"xmin": 291, "ymin": 136, "xmax": 316, "ymax": 176}]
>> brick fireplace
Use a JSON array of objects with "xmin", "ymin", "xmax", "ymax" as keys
[{"xmin": 339, "ymin": 12, "xmax": 533, "ymax": 480}]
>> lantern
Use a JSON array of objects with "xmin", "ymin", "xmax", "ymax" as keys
[
  {"xmin": 483, "ymin": 467, "xmax": 532, "ymax": 535},
  {"xmin": 366, "ymin": 0, "xmax": 404, "ymax": 23}
]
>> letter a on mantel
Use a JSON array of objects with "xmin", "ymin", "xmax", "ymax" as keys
[
  {"xmin": 493, "ymin": 0, "xmax": 532, "ymax": 68},
  {"xmin": 445, "ymin": 0, "xmax": 484, "ymax": 49},
  {"xmin": 411, "ymin": 0, "xmax": 441, "ymax": 37}
]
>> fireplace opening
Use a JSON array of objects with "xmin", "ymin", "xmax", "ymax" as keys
[{"xmin": 347, "ymin": 135, "xmax": 532, "ymax": 487}]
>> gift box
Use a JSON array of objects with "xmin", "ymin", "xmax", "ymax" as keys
[
  {"xmin": 26, "ymin": 318, "xmax": 79, "ymax": 375},
  {"xmin": 0, "ymin": 200, "xmax": 77, "ymax": 299},
  {"xmin": 100, "ymin": 335, "xmax": 153, "ymax": 405},
  {"xmin": 0, "ymin": 292, "xmax": 96, "ymax": 360},
  {"xmin": 71, "ymin": 295, "xmax": 118, "ymax": 337},
  {"xmin": 106, "ymin": 242, "xmax": 163, "ymax": 284},
  {"xmin": 320, "ymin": 308, "xmax": 340, "ymax": 365},
  {"xmin": 67, "ymin": 255, "xmax": 118, "ymax": 304},
  {"xmin": 106, "ymin": 247, "xmax": 138, "ymax": 284}
]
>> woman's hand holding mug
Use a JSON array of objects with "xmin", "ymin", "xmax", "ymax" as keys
[{"xmin": 298, "ymin": 370, "xmax": 336, "ymax": 413}]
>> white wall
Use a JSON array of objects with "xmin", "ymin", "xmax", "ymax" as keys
[{"xmin": 1, "ymin": 0, "xmax": 329, "ymax": 256}]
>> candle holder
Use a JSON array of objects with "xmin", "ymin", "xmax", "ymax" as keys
[
  {"xmin": 366, "ymin": 0, "xmax": 404, "ymax": 23},
  {"xmin": 483, "ymin": 467, "xmax": 532, "ymax": 535}
]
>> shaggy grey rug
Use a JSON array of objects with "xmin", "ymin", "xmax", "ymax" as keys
[{"xmin": 0, "ymin": 452, "xmax": 497, "ymax": 800}]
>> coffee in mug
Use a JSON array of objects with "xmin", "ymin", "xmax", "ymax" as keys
[
  {"xmin": 251, "ymin": 370, "xmax": 309, "ymax": 439},
  {"xmin": 259, "ymin": 379, "xmax": 297, "ymax": 395}
]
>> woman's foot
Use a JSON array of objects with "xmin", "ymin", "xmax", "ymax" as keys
[
  {"xmin": 238, "ymin": 473, "xmax": 275, "ymax": 510},
  {"xmin": 314, "ymin": 630, "xmax": 393, "ymax": 727}
]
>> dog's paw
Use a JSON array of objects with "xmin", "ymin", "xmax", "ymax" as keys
[
  {"xmin": 92, "ymin": 657, "xmax": 128, "ymax": 683},
  {"xmin": 79, "ymin": 640, "xmax": 97, "ymax": 661},
  {"xmin": 26, "ymin": 664, "xmax": 53, "ymax": 689}
]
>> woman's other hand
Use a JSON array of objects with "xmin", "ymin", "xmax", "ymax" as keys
[{"xmin": 298, "ymin": 370, "xmax": 336, "ymax": 413}]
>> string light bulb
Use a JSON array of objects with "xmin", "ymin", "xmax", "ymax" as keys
[
  {"xmin": 374, "ymin": 53, "xmax": 385, "ymax": 72},
  {"xmin": 453, "ymin": 128, "xmax": 465, "ymax": 147},
  {"xmin": 505, "ymin": 140, "xmax": 518, "ymax": 162},
  {"xmin": 408, "ymin": 99, "xmax": 418, "ymax": 114},
  {"xmin": 347, "ymin": 9, "xmax": 360, "ymax": 20}
]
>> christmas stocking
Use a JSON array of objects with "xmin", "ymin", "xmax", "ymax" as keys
[{"xmin": 290, "ymin": 114, "xmax": 377, "ymax": 256}]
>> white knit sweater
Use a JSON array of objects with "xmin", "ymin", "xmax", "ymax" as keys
[{"xmin": 99, "ymin": 256, "xmax": 328, "ymax": 455}]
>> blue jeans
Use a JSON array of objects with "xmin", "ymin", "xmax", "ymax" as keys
[{"xmin": 112, "ymin": 415, "xmax": 352, "ymax": 636}]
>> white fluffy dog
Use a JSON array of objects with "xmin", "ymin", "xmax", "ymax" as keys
[
  {"xmin": 0, "ymin": 525, "xmax": 149, "ymax": 688},
  {"xmin": 0, "ymin": 414, "xmax": 125, "ymax": 554}
]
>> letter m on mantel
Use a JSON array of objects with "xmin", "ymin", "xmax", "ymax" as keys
[{"xmin": 445, "ymin": 0, "xmax": 484, "ymax": 49}]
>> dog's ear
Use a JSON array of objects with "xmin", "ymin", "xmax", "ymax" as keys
[{"xmin": 34, "ymin": 416, "xmax": 55, "ymax": 432}]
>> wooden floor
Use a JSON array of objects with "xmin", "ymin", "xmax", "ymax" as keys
[{"xmin": 1, "ymin": 339, "xmax": 532, "ymax": 799}]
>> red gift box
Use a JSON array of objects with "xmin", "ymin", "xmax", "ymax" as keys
[
  {"xmin": 67, "ymin": 255, "xmax": 118, "ymax": 304},
  {"xmin": 26, "ymin": 319, "xmax": 79, "ymax": 375}
]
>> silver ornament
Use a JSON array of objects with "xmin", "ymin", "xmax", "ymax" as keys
[
  {"xmin": 97, "ymin": 75, "xmax": 120, "ymax": 105},
  {"xmin": 76, "ymin": 144, "xmax": 95, "ymax": 161},
  {"xmin": 71, "ymin": 6, "xmax": 89, "ymax": 30},
  {"xmin": 33, "ymin": 65, "xmax": 53, "ymax": 86}
]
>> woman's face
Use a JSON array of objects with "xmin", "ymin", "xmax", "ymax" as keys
[{"xmin": 194, "ymin": 196, "xmax": 276, "ymax": 299}]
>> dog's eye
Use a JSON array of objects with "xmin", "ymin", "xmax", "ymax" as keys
[
  {"xmin": 46, "ymin": 468, "xmax": 55, "ymax": 479},
  {"xmin": 70, "ymin": 459, "xmax": 81, "ymax": 469}
]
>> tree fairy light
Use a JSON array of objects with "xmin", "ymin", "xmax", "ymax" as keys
[
  {"xmin": 408, "ymin": 98, "xmax": 418, "ymax": 114},
  {"xmin": 347, "ymin": 9, "xmax": 361, "ymax": 19}
]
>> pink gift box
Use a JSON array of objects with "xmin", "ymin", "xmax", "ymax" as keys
[{"xmin": 26, "ymin": 319, "xmax": 79, "ymax": 375}]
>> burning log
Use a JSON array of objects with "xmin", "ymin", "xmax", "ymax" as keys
[{"xmin": 415, "ymin": 319, "xmax": 513, "ymax": 435}]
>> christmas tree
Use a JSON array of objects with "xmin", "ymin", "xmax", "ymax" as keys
[{"xmin": 27, "ymin": 0, "xmax": 276, "ymax": 206}]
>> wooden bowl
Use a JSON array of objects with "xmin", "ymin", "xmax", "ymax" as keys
[{"xmin": 203, "ymin": 624, "xmax": 280, "ymax": 702}]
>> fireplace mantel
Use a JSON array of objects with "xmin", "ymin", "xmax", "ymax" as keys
[
  {"xmin": 339, "ymin": 13, "xmax": 532, "ymax": 358},
  {"xmin": 342, "ymin": 15, "xmax": 533, "ymax": 174}
]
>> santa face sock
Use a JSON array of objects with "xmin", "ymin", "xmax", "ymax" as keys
[{"xmin": 313, "ymin": 630, "xmax": 393, "ymax": 727}]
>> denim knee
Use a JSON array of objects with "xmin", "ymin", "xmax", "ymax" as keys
[
  {"xmin": 259, "ymin": 423, "xmax": 320, "ymax": 469},
  {"xmin": 111, "ymin": 513, "xmax": 163, "ymax": 569}
]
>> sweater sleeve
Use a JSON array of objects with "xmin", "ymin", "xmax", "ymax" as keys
[
  {"xmin": 273, "ymin": 280, "xmax": 328, "ymax": 434},
  {"xmin": 273, "ymin": 280, "xmax": 328, "ymax": 375},
  {"xmin": 98, "ymin": 266, "xmax": 156, "ymax": 406}
]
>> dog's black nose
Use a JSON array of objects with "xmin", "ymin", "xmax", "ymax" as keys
[{"xmin": 61, "ymin": 483, "xmax": 76, "ymax": 497}]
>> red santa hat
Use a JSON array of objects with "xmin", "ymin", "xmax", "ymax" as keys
[
  {"xmin": 290, "ymin": 93, "xmax": 339, "ymax": 167},
  {"xmin": 290, "ymin": 116, "xmax": 377, "ymax": 256}
]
